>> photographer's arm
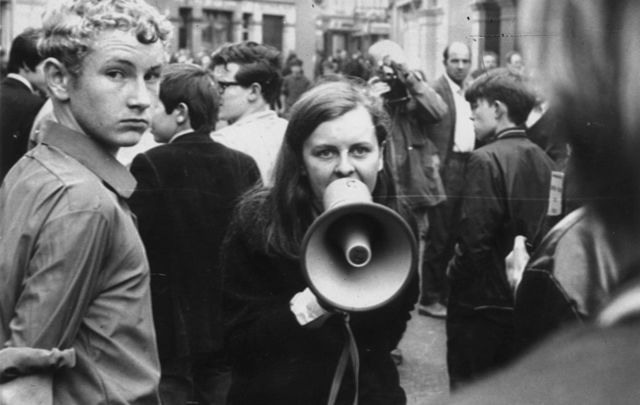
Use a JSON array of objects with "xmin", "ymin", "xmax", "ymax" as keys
[{"xmin": 395, "ymin": 64, "xmax": 447, "ymax": 120}]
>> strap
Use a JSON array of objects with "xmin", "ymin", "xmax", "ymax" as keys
[{"xmin": 327, "ymin": 312, "xmax": 360, "ymax": 405}]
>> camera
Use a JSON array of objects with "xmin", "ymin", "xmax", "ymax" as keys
[{"xmin": 377, "ymin": 62, "xmax": 410, "ymax": 105}]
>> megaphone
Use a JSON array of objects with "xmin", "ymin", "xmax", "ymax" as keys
[{"xmin": 301, "ymin": 178, "xmax": 417, "ymax": 312}]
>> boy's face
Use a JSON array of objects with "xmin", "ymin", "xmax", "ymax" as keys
[
  {"xmin": 64, "ymin": 29, "xmax": 164, "ymax": 154},
  {"xmin": 150, "ymin": 100, "xmax": 177, "ymax": 143},
  {"xmin": 470, "ymin": 98, "xmax": 498, "ymax": 141}
]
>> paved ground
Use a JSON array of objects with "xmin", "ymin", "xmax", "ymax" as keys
[{"xmin": 397, "ymin": 311, "xmax": 450, "ymax": 405}]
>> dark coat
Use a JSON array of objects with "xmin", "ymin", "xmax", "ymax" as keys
[
  {"xmin": 129, "ymin": 131, "xmax": 261, "ymax": 360},
  {"xmin": 221, "ymin": 195, "xmax": 419, "ymax": 405},
  {"xmin": 449, "ymin": 128, "xmax": 554, "ymax": 308},
  {"xmin": 386, "ymin": 77, "xmax": 447, "ymax": 209},
  {"xmin": 0, "ymin": 76, "xmax": 45, "ymax": 181},
  {"xmin": 425, "ymin": 75, "xmax": 456, "ymax": 166}
]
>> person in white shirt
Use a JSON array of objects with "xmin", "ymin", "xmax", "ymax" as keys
[
  {"xmin": 420, "ymin": 42, "xmax": 476, "ymax": 319},
  {"xmin": 211, "ymin": 41, "xmax": 288, "ymax": 186}
]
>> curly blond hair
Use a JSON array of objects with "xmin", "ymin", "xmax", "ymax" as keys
[{"xmin": 39, "ymin": 0, "xmax": 173, "ymax": 77}]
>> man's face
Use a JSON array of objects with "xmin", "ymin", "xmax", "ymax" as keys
[
  {"xmin": 445, "ymin": 43, "xmax": 471, "ymax": 85},
  {"xmin": 65, "ymin": 29, "xmax": 164, "ymax": 154},
  {"xmin": 470, "ymin": 98, "xmax": 498, "ymax": 141},
  {"xmin": 483, "ymin": 54, "xmax": 497, "ymax": 70},
  {"xmin": 291, "ymin": 65, "xmax": 303, "ymax": 76},
  {"xmin": 507, "ymin": 53, "xmax": 524, "ymax": 74},
  {"xmin": 213, "ymin": 62, "xmax": 251, "ymax": 124}
]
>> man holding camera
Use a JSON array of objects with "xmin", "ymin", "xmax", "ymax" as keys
[{"xmin": 368, "ymin": 40, "xmax": 448, "ymax": 319}]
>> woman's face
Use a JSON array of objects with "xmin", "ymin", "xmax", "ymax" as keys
[{"xmin": 302, "ymin": 105, "xmax": 383, "ymax": 203}]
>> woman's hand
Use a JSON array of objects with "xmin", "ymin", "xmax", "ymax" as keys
[{"xmin": 290, "ymin": 288, "xmax": 331, "ymax": 328}]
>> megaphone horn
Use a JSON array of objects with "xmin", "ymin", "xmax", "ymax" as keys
[{"xmin": 301, "ymin": 178, "xmax": 417, "ymax": 312}]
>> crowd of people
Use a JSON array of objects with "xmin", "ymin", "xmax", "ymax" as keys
[{"xmin": 0, "ymin": 0, "xmax": 636, "ymax": 404}]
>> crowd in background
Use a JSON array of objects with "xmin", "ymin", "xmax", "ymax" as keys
[{"xmin": 0, "ymin": 0, "xmax": 637, "ymax": 404}]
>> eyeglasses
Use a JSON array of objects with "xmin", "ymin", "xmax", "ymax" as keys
[{"xmin": 217, "ymin": 80, "xmax": 242, "ymax": 93}]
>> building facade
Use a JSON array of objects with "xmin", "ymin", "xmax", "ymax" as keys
[
  {"xmin": 314, "ymin": 0, "xmax": 390, "ymax": 58},
  {"xmin": 151, "ymin": 0, "xmax": 297, "ymax": 58},
  {"xmin": 0, "ymin": 0, "xmax": 307, "ymax": 68},
  {"xmin": 390, "ymin": 0, "xmax": 519, "ymax": 80}
]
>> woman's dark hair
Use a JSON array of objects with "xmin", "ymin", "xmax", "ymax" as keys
[{"xmin": 234, "ymin": 79, "xmax": 405, "ymax": 259}]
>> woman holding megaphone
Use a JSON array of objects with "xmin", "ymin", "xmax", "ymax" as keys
[{"xmin": 220, "ymin": 80, "xmax": 419, "ymax": 405}]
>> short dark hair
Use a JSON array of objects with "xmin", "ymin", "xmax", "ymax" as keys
[
  {"xmin": 211, "ymin": 41, "xmax": 282, "ymax": 105},
  {"xmin": 465, "ymin": 68, "xmax": 536, "ymax": 126},
  {"xmin": 7, "ymin": 28, "xmax": 44, "ymax": 74},
  {"xmin": 159, "ymin": 63, "xmax": 219, "ymax": 132}
]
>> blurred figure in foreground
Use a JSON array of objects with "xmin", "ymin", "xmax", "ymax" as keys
[{"xmin": 451, "ymin": 1, "xmax": 640, "ymax": 403}]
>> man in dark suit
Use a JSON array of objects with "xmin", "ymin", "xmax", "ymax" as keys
[
  {"xmin": 420, "ymin": 42, "xmax": 475, "ymax": 318},
  {"xmin": 0, "ymin": 28, "xmax": 46, "ymax": 181},
  {"xmin": 129, "ymin": 64, "xmax": 261, "ymax": 405}
]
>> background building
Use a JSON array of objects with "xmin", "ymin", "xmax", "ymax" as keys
[
  {"xmin": 390, "ymin": 0, "xmax": 519, "ymax": 79},
  {"xmin": 314, "ymin": 0, "xmax": 390, "ymax": 58},
  {"xmin": 0, "ymin": 0, "xmax": 521, "ymax": 81}
]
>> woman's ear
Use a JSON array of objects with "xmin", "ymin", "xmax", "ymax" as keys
[{"xmin": 44, "ymin": 58, "xmax": 71, "ymax": 102}]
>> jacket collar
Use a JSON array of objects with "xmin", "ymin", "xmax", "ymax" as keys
[
  {"xmin": 170, "ymin": 130, "xmax": 212, "ymax": 144},
  {"xmin": 496, "ymin": 127, "xmax": 527, "ymax": 139},
  {"xmin": 484, "ymin": 127, "xmax": 527, "ymax": 144},
  {"xmin": 40, "ymin": 121, "xmax": 137, "ymax": 198},
  {"xmin": 6, "ymin": 73, "xmax": 35, "ymax": 93}
]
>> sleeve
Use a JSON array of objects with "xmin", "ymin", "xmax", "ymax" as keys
[
  {"xmin": 7, "ymin": 210, "xmax": 111, "ymax": 350},
  {"xmin": 128, "ymin": 153, "xmax": 162, "ymax": 238},
  {"xmin": 408, "ymin": 76, "xmax": 448, "ymax": 122},
  {"xmin": 451, "ymin": 153, "xmax": 505, "ymax": 276},
  {"xmin": 221, "ymin": 226, "xmax": 314, "ymax": 363},
  {"xmin": 235, "ymin": 154, "xmax": 261, "ymax": 191}
]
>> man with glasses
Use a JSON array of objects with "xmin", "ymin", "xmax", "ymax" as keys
[{"xmin": 211, "ymin": 41, "xmax": 287, "ymax": 186}]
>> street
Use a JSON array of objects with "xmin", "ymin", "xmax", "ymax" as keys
[{"xmin": 398, "ymin": 311, "xmax": 449, "ymax": 405}]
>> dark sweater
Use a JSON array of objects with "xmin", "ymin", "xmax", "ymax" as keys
[{"xmin": 221, "ymin": 194, "xmax": 419, "ymax": 405}]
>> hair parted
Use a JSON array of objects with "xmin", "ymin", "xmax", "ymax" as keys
[
  {"xmin": 159, "ymin": 63, "xmax": 219, "ymax": 132},
  {"xmin": 38, "ymin": 0, "xmax": 173, "ymax": 77},
  {"xmin": 465, "ymin": 68, "xmax": 536, "ymax": 126},
  {"xmin": 233, "ymin": 79, "xmax": 405, "ymax": 259},
  {"xmin": 8, "ymin": 28, "xmax": 45, "ymax": 74},
  {"xmin": 211, "ymin": 41, "xmax": 282, "ymax": 105}
]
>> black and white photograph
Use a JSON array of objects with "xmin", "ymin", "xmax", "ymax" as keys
[{"xmin": 0, "ymin": 0, "xmax": 636, "ymax": 404}]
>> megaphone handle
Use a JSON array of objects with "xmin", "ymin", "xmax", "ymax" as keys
[{"xmin": 327, "ymin": 312, "xmax": 360, "ymax": 405}]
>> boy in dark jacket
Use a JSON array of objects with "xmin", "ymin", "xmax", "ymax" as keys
[
  {"xmin": 129, "ymin": 63, "xmax": 260, "ymax": 405},
  {"xmin": 446, "ymin": 68, "xmax": 554, "ymax": 389}
]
